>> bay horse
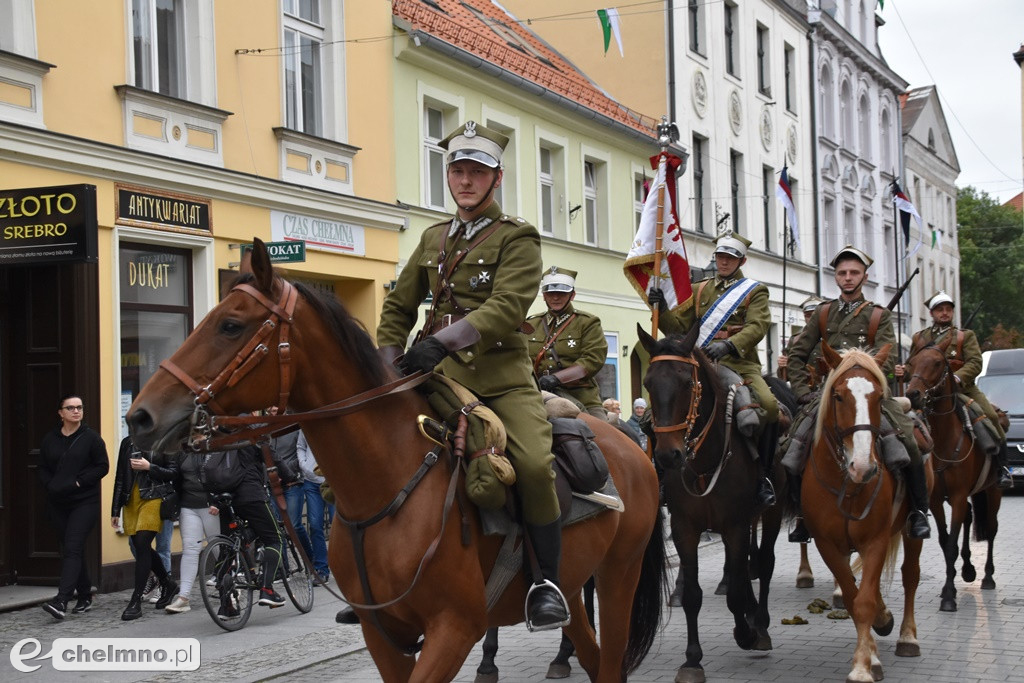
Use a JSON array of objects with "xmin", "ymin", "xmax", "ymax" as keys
[
  {"xmin": 805, "ymin": 343, "xmax": 931, "ymax": 683},
  {"xmin": 903, "ymin": 340, "xmax": 1001, "ymax": 612},
  {"xmin": 638, "ymin": 324, "xmax": 784, "ymax": 683},
  {"xmin": 126, "ymin": 239, "xmax": 665, "ymax": 682}
]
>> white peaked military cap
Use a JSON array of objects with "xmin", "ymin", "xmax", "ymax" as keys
[
  {"xmin": 541, "ymin": 266, "xmax": 577, "ymax": 293},
  {"xmin": 800, "ymin": 296, "xmax": 823, "ymax": 313},
  {"xmin": 830, "ymin": 245, "xmax": 874, "ymax": 269},
  {"xmin": 714, "ymin": 232, "xmax": 752, "ymax": 258},
  {"xmin": 926, "ymin": 291, "xmax": 955, "ymax": 309},
  {"xmin": 440, "ymin": 121, "xmax": 509, "ymax": 169}
]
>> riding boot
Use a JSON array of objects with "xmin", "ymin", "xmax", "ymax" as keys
[
  {"xmin": 524, "ymin": 521, "xmax": 570, "ymax": 631},
  {"xmin": 787, "ymin": 475, "xmax": 810, "ymax": 543},
  {"xmin": 996, "ymin": 443, "xmax": 1013, "ymax": 489},
  {"xmin": 756, "ymin": 421, "xmax": 779, "ymax": 507},
  {"xmin": 903, "ymin": 461, "xmax": 931, "ymax": 539}
]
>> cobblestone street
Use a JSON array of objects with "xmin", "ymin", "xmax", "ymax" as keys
[{"xmin": 2, "ymin": 495, "xmax": 1022, "ymax": 682}]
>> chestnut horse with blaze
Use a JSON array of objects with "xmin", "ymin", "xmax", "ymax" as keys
[
  {"xmin": 126, "ymin": 239, "xmax": 664, "ymax": 683},
  {"xmin": 903, "ymin": 340, "xmax": 1002, "ymax": 612},
  {"xmin": 804, "ymin": 343, "xmax": 932, "ymax": 683}
]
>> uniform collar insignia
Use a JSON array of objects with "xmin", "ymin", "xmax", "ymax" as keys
[{"xmin": 838, "ymin": 298, "xmax": 865, "ymax": 314}]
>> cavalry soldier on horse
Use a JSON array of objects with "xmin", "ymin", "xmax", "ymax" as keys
[
  {"xmin": 777, "ymin": 296, "xmax": 823, "ymax": 384},
  {"xmin": 376, "ymin": 121, "xmax": 569, "ymax": 630},
  {"xmin": 648, "ymin": 232, "xmax": 780, "ymax": 508},
  {"xmin": 526, "ymin": 266, "xmax": 608, "ymax": 419},
  {"xmin": 895, "ymin": 291, "xmax": 1013, "ymax": 489},
  {"xmin": 786, "ymin": 245, "xmax": 931, "ymax": 542}
]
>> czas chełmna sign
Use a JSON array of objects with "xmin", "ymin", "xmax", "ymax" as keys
[
  {"xmin": 241, "ymin": 240, "xmax": 306, "ymax": 263},
  {"xmin": 0, "ymin": 184, "xmax": 98, "ymax": 265}
]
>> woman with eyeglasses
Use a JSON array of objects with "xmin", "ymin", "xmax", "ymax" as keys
[{"xmin": 38, "ymin": 394, "xmax": 110, "ymax": 620}]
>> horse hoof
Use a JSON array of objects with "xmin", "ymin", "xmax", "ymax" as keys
[
  {"xmin": 833, "ymin": 594, "xmax": 845, "ymax": 610},
  {"xmin": 752, "ymin": 633, "xmax": 773, "ymax": 651},
  {"xmin": 715, "ymin": 580, "xmax": 728, "ymax": 596},
  {"xmin": 474, "ymin": 673, "xmax": 498, "ymax": 683},
  {"xmin": 871, "ymin": 661, "xmax": 884, "ymax": 681},
  {"xmin": 940, "ymin": 599, "xmax": 957, "ymax": 612},
  {"xmin": 796, "ymin": 577, "xmax": 814, "ymax": 588},
  {"xmin": 675, "ymin": 666, "xmax": 706, "ymax": 683},
  {"xmin": 734, "ymin": 625, "xmax": 756, "ymax": 651},
  {"xmin": 962, "ymin": 565, "xmax": 977, "ymax": 583},
  {"xmin": 873, "ymin": 613, "xmax": 895, "ymax": 637},
  {"xmin": 895, "ymin": 641, "xmax": 921, "ymax": 657},
  {"xmin": 669, "ymin": 589, "xmax": 683, "ymax": 608},
  {"xmin": 545, "ymin": 663, "xmax": 571, "ymax": 679},
  {"xmin": 981, "ymin": 577, "xmax": 996, "ymax": 590}
]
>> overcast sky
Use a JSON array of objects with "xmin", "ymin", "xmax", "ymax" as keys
[{"xmin": 876, "ymin": 0, "xmax": 1024, "ymax": 204}]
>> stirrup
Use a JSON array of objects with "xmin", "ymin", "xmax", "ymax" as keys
[
  {"xmin": 997, "ymin": 467, "xmax": 1013, "ymax": 490},
  {"xmin": 788, "ymin": 517, "xmax": 810, "ymax": 544},
  {"xmin": 525, "ymin": 579, "xmax": 571, "ymax": 632},
  {"xmin": 757, "ymin": 478, "xmax": 777, "ymax": 506},
  {"xmin": 906, "ymin": 510, "xmax": 931, "ymax": 539}
]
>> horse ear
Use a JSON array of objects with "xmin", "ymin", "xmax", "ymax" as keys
[
  {"xmin": 822, "ymin": 340, "xmax": 842, "ymax": 370},
  {"xmin": 636, "ymin": 323, "xmax": 657, "ymax": 356},
  {"xmin": 936, "ymin": 334, "xmax": 953, "ymax": 352},
  {"xmin": 249, "ymin": 237, "xmax": 274, "ymax": 293},
  {"xmin": 874, "ymin": 343, "xmax": 892, "ymax": 369},
  {"xmin": 680, "ymin": 321, "xmax": 701, "ymax": 355}
]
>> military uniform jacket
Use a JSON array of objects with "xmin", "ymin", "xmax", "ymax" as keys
[
  {"xmin": 788, "ymin": 298, "xmax": 896, "ymax": 398},
  {"xmin": 910, "ymin": 325, "xmax": 983, "ymax": 389},
  {"xmin": 525, "ymin": 304, "xmax": 607, "ymax": 408},
  {"xmin": 377, "ymin": 202, "xmax": 541, "ymax": 397},
  {"xmin": 658, "ymin": 268, "xmax": 771, "ymax": 375},
  {"xmin": 780, "ymin": 328, "xmax": 822, "ymax": 387}
]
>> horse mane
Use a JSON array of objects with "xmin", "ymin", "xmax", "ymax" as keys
[
  {"xmin": 648, "ymin": 334, "xmax": 727, "ymax": 406},
  {"xmin": 814, "ymin": 348, "xmax": 889, "ymax": 442},
  {"xmin": 233, "ymin": 272, "xmax": 391, "ymax": 388}
]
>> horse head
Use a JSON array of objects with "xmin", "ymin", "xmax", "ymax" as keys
[
  {"xmin": 814, "ymin": 342, "xmax": 891, "ymax": 485},
  {"xmin": 638, "ymin": 322, "xmax": 721, "ymax": 471},
  {"xmin": 903, "ymin": 335, "xmax": 954, "ymax": 411},
  {"xmin": 126, "ymin": 237, "xmax": 389, "ymax": 453}
]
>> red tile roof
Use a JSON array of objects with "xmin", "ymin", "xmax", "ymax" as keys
[
  {"xmin": 1005, "ymin": 192, "xmax": 1023, "ymax": 212},
  {"xmin": 392, "ymin": 0, "xmax": 658, "ymax": 139}
]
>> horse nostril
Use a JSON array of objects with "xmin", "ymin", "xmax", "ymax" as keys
[{"xmin": 127, "ymin": 408, "xmax": 153, "ymax": 432}]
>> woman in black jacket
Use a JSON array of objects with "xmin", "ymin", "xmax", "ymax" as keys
[
  {"xmin": 111, "ymin": 435, "xmax": 179, "ymax": 620},
  {"xmin": 38, "ymin": 394, "xmax": 110, "ymax": 620}
]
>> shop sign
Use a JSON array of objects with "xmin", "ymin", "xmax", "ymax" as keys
[
  {"xmin": 241, "ymin": 240, "xmax": 306, "ymax": 263},
  {"xmin": 0, "ymin": 184, "xmax": 98, "ymax": 265},
  {"xmin": 270, "ymin": 210, "xmax": 365, "ymax": 256},
  {"xmin": 116, "ymin": 184, "xmax": 211, "ymax": 234}
]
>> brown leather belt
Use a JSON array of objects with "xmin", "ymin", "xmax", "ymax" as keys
[
  {"xmin": 713, "ymin": 325, "xmax": 743, "ymax": 340},
  {"xmin": 428, "ymin": 313, "xmax": 534, "ymax": 336}
]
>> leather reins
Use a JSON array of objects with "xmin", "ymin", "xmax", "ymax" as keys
[{"xmin": 648, "ymin": 353, "xmax": 731, "ymax": 496}]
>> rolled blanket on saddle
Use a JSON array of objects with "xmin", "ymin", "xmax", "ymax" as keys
[{"xmin": 717, "ymin": 366, "xmax": 761, "ymax": 439}]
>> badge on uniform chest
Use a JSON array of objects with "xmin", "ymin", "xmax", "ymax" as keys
[
  {"xmin": 857, "ymin": 335, "xmax": 867, "ymax": 345},
  {"xmin": 567, "ymin": 339, "xmax": 577, "ymax": 348},
  {"xmin": 469, "ymin": 271, "xmax": 491, "ymax": 290}
]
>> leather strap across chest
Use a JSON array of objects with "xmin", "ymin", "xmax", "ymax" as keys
[{"xmin": 532, "ymin": 314, "xmax": 577, "ymax": 372}]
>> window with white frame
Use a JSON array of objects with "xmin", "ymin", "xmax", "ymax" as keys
[
  {"xmin": 584, "ymin": 160, "xmax": 599, "ymax": 245},
  {"xmin": 730, "ymin": 150, "xmax": 743, "ymax": 233},
  {"xmin": 820, "ymin": 64, "xmax": 835, "ymax": 139},
  {"xmin": 724, "ymin": 2, "xmax": 738, "ymax": 77},
  {"xmin": 595, "ymin": 332, "xmax": 620, "ymax": 401},
  {"xmin": 539, "ymin": 146, "xmax": 555, "ymax": 235},
  {"xmin": 688, "ymin": 0, "xmax": 705, "ymax": 56},
  {"xmin": 538, "ymin": 140, "xmax": 566, "ymax": 238},
  {"xmin": 840, "ymin": 79, "xmax": 854, "ymax": 148},
  {"xmin": 762, "ymin": 165, "xmax": 774, "ymax": 252},
  {"xmin": 880, "ymin": 108, "xmax": 892, "ymax": 169},
  {"xmin": 423, "ymin": 103, "xmax": 454, "ymax": 210},
  {"xmin": 132, "ymin": 0, "xmax": 184, "ymax": 98},
  {"xmin": 634, "ymin": 172, "xmax": 646, "ymax": 233},
  {"xmin": 283, "ymin": 0, "xmax": 324, "ymax": 137},
  {"xmin": 692, "ymin": 134, "xmax": 708, "ymax": 233},
  {"xmin": 784, "ymin": 44, "xmax": 796, "ymax": 114},
  {"xmin": 858, "ymin": 94, "xmax": 871, "ymax": 160},
  {"xmin": 756, "ymin": 24, "xmax": 770, "ymax": 96},
  {"xmin": 486, "ymin": 119, "xmax": 516, "ymax": 211}
]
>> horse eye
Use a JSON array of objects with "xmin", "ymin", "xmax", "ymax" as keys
[
  {"xmin": 219, "ymin": 319, "xmax": 244, "ymax": 336},
  {"xmin": 832, "ymin": 393, "xmax": 843, "ymax": 402}
]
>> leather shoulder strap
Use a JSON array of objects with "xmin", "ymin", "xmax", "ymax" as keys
[
  {"xmin": 695, "ymin": 279, "xmax": 712, "ymax": 317},
  {"xmin": 817, "ymin": 301, "xmax": 831, "ymax": 336},
  {"xmin": 867, "ymin": 305, "xmax": 885, "ymax": 348}
]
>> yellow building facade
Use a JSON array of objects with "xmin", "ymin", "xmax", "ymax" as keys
[{"xmin": 0, "ymin": 1, "xmax": 404, "ymax": 590}]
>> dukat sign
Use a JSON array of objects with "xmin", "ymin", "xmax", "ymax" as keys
[{"xmin": 0, "ymin": 184, "xmax": 98, "ymax": 266}]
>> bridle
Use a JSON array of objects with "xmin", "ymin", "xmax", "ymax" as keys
[
  {"xmin": 156, "ymin": 278, "xmax": 430, "ymax": 451},
  {"xmin": 906, "ymin": 345, "xmax": 957, "ymax": 417},
  {"xmin": 813, "ymin": 363, "xmax": 884, "ymax": 521},
  {"xmin": 649, "ymin": 353, "xmax": 731, "ymax": 496}
]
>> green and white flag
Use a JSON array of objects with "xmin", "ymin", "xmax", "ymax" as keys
[
  {"xmin": 931, "ymin": 228, "xmax": 942, "ymax": 249},
  {"xmin": 597, "ymin": 8, "xmax": 623, "ymax": 56}
]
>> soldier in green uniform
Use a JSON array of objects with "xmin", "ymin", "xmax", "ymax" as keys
[
  {"xmin": 648, "ymin": 232, "xmax": 780, "ymax": 507},
  {"xmin": 895, "ymin": 291, "xmax": 1012, "ymax": 488},
  {"xmin": 526, "ymin": 267, "xmax": 608, "ymax": 419},
  {"xmin": 786, "ymin": 245, "xmax": 931, "ymax": 542},
  {"xmin": 376, "ymin": 121, "xmax": 568, "ymax": 630},
  {"xmin": 777, "ymin": 296, "xmax": 824, "ymax": 386}
]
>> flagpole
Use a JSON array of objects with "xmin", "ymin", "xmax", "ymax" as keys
[
  {"xmin": 780, "ymin": 156, "xmax": 789, "ymax": 371},
  {"xmin": 891, "ymin": 175, "xmax": 904, "ymax": 394},
  {"xmin": 651, "ymin": 119, "xmax": 674, "ymax": 341}
]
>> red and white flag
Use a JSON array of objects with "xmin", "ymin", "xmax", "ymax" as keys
[
  {"xmin": 892, "ymin": 180, "xmax": 923, "ymax": 257},
  {"xmin": 624, "ymin": 152, "xmax": 692, "ymax": 311},
  {"xmin": 775, "ymin": 164, "xmax": 799, "ymax": 249}
]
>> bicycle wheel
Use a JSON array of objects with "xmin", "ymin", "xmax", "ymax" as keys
[
  {"xmin": 280, "ymin": 536, "xmax": 314, "ymax": 613},
  {"xmin": 199, "ymin": 536, "xmax": 255, "ymax": 631}
]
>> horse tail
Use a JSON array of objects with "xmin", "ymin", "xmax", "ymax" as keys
[
  {"xmin": 972, "ymin": 490, "xmax": 992, "ymax": 541},
  {"xmin": 883, "ymin": 530, "xmax": 902, "ymax": 585},
  {"xmin": 622, "ymin": 505, "xmax": 667, "ymax": 677}
]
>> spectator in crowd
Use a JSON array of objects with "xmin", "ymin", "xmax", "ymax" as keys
[
  {"xmin": 39, "ymin": 394, "xmax": 110, "ymax": 620},
  {"xmin": 626, "ymin": 398, "xmax": 648, "ymax": 451},
  {"xmin": 111, "ymin": 436, "xmax": 178, "ymax": 620},
  {"xmin": 286, "ymin": 431, "xmax": 335, "ymax": 583},
  {"xmin": 163, "ymin": 451, "xmax": 220, "ymax": 614}
]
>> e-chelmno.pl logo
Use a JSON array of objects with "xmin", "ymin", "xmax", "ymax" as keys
[{"xmin": 9, "ymin": 637, "xmax": 200, "ymax": 673}]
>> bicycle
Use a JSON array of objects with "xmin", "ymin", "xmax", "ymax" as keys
[{"xmin": 198, "ymin": 492, "xmax": 314, "ymax": 631}]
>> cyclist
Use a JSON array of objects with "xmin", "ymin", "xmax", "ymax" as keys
[{"xmin": 204, "ymin": 443, "xmax": 287, "ymax": 616}]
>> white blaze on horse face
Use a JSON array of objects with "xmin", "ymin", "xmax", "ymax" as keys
[{"xmin": 845, "ymin": 376, "xmax": 876, "ymax": 481}]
